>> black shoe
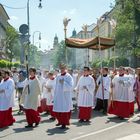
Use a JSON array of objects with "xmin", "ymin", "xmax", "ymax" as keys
[
  {"xmin": 85, "ymin": 120, "xmax": 90, "ymax": 122},
  {"xmin": 119, "ymin": 117, "xmax": 124, "ymax": 120},
  {"xmin": 78, "ymin": 119, "xmax": 84, "ymax": 123},
  {"xmin": 25, "ymin": 124, "xmax": 33, "ymax": 128},
  {"xmin": 49, "ymin": 117, "xmax": 55, "ymax": 121},
  {"xmin": 55, "ymin": 123, "xmax": 61, "ymax": 126},
  {"xmin": 60, "ymin": 125, "xmax": 66, "ymax": 129},
  {"xmin": 35, "ymin": 123, "xmax": 39, "ymax": 127}
]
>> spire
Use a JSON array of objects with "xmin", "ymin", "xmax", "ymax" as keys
[
  {"xmin": 53, "ymin": 34, "xmax": 59, "ymax": 48},
  {"xmin": 72, "ymin": 28, "xmax": 77, "ymax": 38}
]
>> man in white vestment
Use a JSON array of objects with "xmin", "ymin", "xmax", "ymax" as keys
[
  {"xmin": 22, "ymin": 68, "xmax": 41, "ymax": 128},
  {"xmin": 0, "ymin": 69, "xmax": 15, "ymax": 128},
  {"xmin": 108, "ymin": 66, "xmax": 135, "ymax": 119},
  {"xmin": 75, "ymin": 67, "xmax": 95, "ymax": 122},
  {"xmin": 53, "ymin": 63, "xmax": 73, "ymax": 129}
]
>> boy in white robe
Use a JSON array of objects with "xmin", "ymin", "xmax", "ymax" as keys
[
  {"xmin": 108, "ymin": 66, "xmax": 135, "ymax": 119},
  {"xmin": 0, "ymin": 69, "xmax": 15, "ymax": 128},
  {"xmin": 76, "ymin": 67, "xmax": 95, "ymax": 122}
]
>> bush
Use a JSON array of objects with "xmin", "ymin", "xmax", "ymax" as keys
[{"xmin": 0, "ymin": 60, "xmax": 20, "ymax": 68}]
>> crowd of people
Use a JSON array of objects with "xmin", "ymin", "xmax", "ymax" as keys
[{"xmin": 0, "ymin": 64, "xmax": 140, "ymax": 130}]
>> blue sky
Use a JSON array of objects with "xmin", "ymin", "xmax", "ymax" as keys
[{"xmin": 1, "ymin": 0, "xmax": 114, "ymax": 51}]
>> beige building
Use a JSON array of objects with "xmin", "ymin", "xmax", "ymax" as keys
[
  {"xmin": 0, "ymin": 4, "xmax": 10, "ymax": 59},
  {"xmin": 72, "ymin": 9, "xmax": 116, "ymax": 68}
]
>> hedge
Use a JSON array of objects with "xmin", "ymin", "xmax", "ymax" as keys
[{"xmin": 0, "ymin": 60, "xmax": 20, "ymax": 68}]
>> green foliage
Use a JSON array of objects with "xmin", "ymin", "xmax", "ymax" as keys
[
  {"xmin": 28, "ymin": 44, "xmax": 41, "ymax": 68},
  {"xmin": 5, "ymin": 26, "xmax": 20, "ymax": 61},
  {"xmin": 52, "ymin": 40, "xmax": 73, "ymax": 68},
  {"xmin": 0, "ymin": 60, "xmax": 20, "ymax": 68},
  {"xmin": 114, "ymin": 0, "xmax": 140, "ymax": 67},
  {"xmin": 91, "ymin": 57, "xmax": 129, "ymax": 68}
]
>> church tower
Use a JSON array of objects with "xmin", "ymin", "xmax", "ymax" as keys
[{"xmin": 53, "ymin": 34, "xmax": 59, "ymax": 49}]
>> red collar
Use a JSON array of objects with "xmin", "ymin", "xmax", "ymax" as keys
[
  {"xmin": 84, "ymin": 75, "xmax": 89, "ymax": 77},
  {"xmin": 50, "ymin": 77, "xmax": 55, "ymax": 80},
  {"xmin": 61, "ymin": 72, "xmax": 66, "ymax": 76},
  {"xmin": 119, "ymin": 74, "xmax": 124, "ymax": 77},
  {"xmin": 30, "ymin": 76, "xmax": 36, "ymax": 80},
  {"xmin": 4, "ymin": 77, "xmax": 9, "ymax": 81}
]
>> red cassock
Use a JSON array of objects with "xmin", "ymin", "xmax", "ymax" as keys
[
  {"xmin": 25, "ymin": 109, "xmax": 41, "ymax": 125},
  {"xmin": 78, "ymin": 107, "xmax": 92, "ymax": 120},
  {"xmin": 55, "ymin": 112, "xmax": 71, "ymax": 125},
  {"xmin": 48, "ymin": 105, "xmax": 55, "ymax": 118},
  {"xmin": 0, "ymin": 108, "xmax": 15, "ymax": 128},
  {"xmin": 108, "ymin": 101, "xmax": 134, "ymax": 118}
]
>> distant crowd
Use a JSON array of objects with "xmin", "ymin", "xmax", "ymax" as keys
[{"xmin": 0, "ymin": 65, "xmax": 140, "ymax": 129}]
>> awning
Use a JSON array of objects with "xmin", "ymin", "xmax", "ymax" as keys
[{"xmin": 65, "ymin": 37, "xmax": 115, "ymax": 50}]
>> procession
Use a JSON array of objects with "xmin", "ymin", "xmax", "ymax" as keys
[
  {"xmin": 0, "ymin": 0, "xmax": 140, "ymax": 139},
  {"xmin": 0, "ymin": 65, "xmax": 140, "ymax": 130}
]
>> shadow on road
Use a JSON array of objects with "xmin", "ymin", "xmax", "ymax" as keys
[
  {"xmin": 13, "ymin": 127, "xmax": 33, "ymax": 133},
  {"xmin": 46, "ymin": 127, "xmax": 69, "ymax": 135}
]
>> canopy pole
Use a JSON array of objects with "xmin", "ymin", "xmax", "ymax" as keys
[
  {"xmin": 63, "ymin": 18, "xmax": 71, "ymax": 64},
  {"xmin": 97, "ymin": 19, "xmax": 105, "ymax": 110}
]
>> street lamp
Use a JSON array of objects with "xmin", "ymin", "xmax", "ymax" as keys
[
  {"xmin": 63, "ymin": 17, "xmax": 71, "ymax": 64},
  {"xmin": 32, "ymin": 31, "xmax": 41, "ymax": 46},
  {"xmin": 26, "ymin": 0, "xmax": 43, "ymax": 85}
]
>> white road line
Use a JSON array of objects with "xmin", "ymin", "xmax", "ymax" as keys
[
  {"xmin": 70, "ymin": 114, "xmax": 140, "ymax": 140},
  {"xmin": 116, "ymin": 134, "xmax": 140, "ymax": 140},
  {"xmin": 70, "ymin": 122, "xmax": 125, "ymax": 140}
]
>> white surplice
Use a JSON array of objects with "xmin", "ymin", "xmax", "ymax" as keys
[
  {"xmin": 76, "ymin": 75, "xmax": 95, "ymax": 107},
  {"xmin": 22, "ymin": 77, "xmax": 41, "ymax": 110},
  {"xmin": 112, "ymin": 74, "xmax": 135, "ymax": 102},
  {"xmin": 46, "ymin": 78, "xmax": 56, "ymax": 106},
  {"xmin": 0, "ymin": 78, "xmax": 15, "ymax": 111},
  {"xmin": 96, "ymin": 75, "xmax": 111, "ymax": 100},
  {"xmin": 53, "ymin": 73, "xmax": 73, "ymax": 112}
]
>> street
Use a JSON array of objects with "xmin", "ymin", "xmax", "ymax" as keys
[{"xmin": 1, "ymin": 107, "xmax": 140, "ymax": 140}]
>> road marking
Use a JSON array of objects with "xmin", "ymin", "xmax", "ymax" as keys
[
  {"xmin": 116, "ymin": 134, "xmax": 140, "ymax": 140},
  {"xmin": 70, "ymin": 122, "xmax": 124, "ymax": 140},
  {"xmin": 70, "ymin": 114, "xmax": 139, "ymax": 140}
]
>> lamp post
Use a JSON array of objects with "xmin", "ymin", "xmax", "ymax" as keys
[
  {"xmin": 26, "ymin": 0, "xmax": 42, "ymax": 84},
  {"xmin": 63, "ymin": 17, "xmax": 71, "ymax": 64},
  {"xmin": 32, "ymin": 31, "xmax": 41, "ymax": 46}
]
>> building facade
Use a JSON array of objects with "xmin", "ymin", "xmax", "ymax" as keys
[{"xmin": 0, "ymin": 4, "xmax": 9, "ymax": 59}]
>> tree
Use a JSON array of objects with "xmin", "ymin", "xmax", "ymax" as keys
[
  {"xmin": 5, "ymin": 26, "xmax": 20, "ymax": 61},
  {"xmin": 52, "ymin": 40, "xmax": 73, "ymax": 68},
  {"xmin": 114, "ymin": 0, "xmax": 140, "ymax": 67}
]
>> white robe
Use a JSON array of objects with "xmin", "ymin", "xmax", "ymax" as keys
[
  {"xmin": 96, "ymin": 75, "xmax": 111, "ymax": 99},
  {"xmin": 46, "ymin": 78, "xmax": 56, "ymax": 106},
  {"xmin": 76, "ymin": 75, "xmax": 95, "ymax": 107},
  {"xmin": 112, "ymin": 74, "xmax": 135, "ymax": 102},
  {"xmin": 0, "ymin": 78, "xmax": 15, "ymax": 111},
  {"xmin": 22, "ymin": 77, "xmax": 41, "ymax": 110},
  {"xmin": 53, "ymin": 73, "xmax": 73, "ymax": 112}
]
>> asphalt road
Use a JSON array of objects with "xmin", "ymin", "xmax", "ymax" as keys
[{"xmin": 1, "ymin": 108, "xmax": 140, "ymax": 140}]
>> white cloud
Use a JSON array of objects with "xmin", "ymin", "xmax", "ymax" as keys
[{"xmin": 10, "ymin": 16, "xmax": 18, "ymax": 21}]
